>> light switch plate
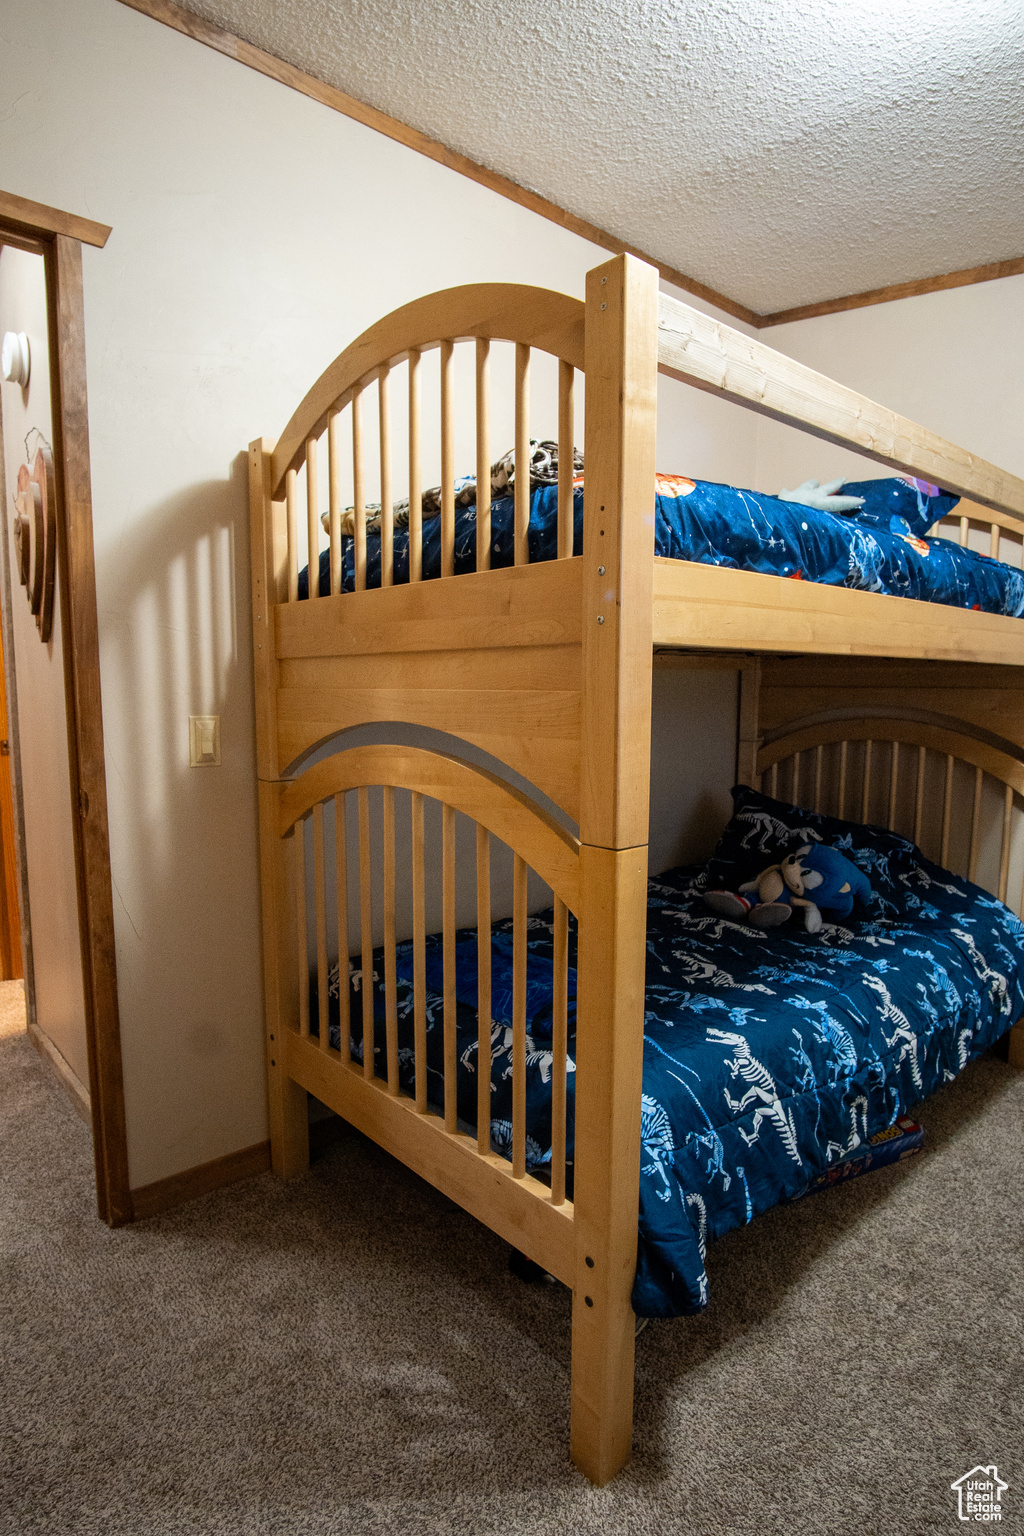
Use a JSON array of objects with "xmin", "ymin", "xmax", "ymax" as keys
[{"xmin": 189, "ymin": 714, "xmax": 220, "ymax": 766}]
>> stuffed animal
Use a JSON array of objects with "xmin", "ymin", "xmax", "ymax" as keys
[{"xmin": 704, "ymin": 843, "xmax": 872, "ymax": 934}]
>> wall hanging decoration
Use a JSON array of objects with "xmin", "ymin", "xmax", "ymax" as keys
[{"xmin": 13, "ymin": 445, "xmax": 56, "ymax": 642}]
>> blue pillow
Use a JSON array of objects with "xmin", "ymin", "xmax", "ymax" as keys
[
  {"xmin": 703, "ymin": 784, "xmax": 968, "ymax": 924},
  {"xmin": 842, "ymin": 476, "xmax": 960, "ymax": 541}
]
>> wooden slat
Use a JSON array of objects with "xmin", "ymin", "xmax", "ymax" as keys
[
  {"xmin": 837, "ymin": 739, "xmax": 848, "ymax": 817},
  {"xmin": 769, "ymin": 761, "xmax": 778, "ymax": 798},
  {"xmin": 408, "ymin": 348, "xmax": 422, "ymax": 583},
  {"xmin": 991, "ymin": 522, "xmax": 1001, "ymax": 560},
  {"xmin": 286, "ymin": 1031, "xmax": 575, "ymax": 1291},
  {"xmin": 383, "ymin": 785, "xmax": 398, "ymax": 1093},
  {"xmin": 475, "ymin": 338, "xmax": 491, "ymax": 573},
  {"xmin": 440, "ymin": 338, "xmax": 455, "ymax": 579},
  {"xmin": 305, "ymin": 439, "xmax": 320, "ymax": 599},
  {"xmin": 969, "ymin": 766, "xmax": 983, "ymax": 883},
  {"xmin": 511, "ymin": 853, "xmax": 527, "ymax": 1179},
  {"xmin": 861, "ymin": 740, "xmax": 873, "ymax": 823},
  {"xmin": 657, "ymin": 292, "xmax": 1024, "ymax": 522},
  {"xmin": 379, "ymin": 366, "xmax": 393, "ymax": 588},
  {"xmin": 476, "ymin": 823, "xmax": 491, "ymax": 1155},
  {"xmin": 887, "ymin": 740, "xmax": 899, "ymax": 830},
  {"xmin": 550, "ymin": 897, "xmax": 569, "ymax": 1207},
  {"xmin": 411, "ymin": 791, "xmax": 427, "ymax": 1113},
  {"xmin": 999, "ymin": 783, "xmax": 1013, "ymax": 903},
  {"xmin": 914, "ymin": 745, "xmax": 926, "ymax": 846},
  {"xmin": 312, "ymin": 802, "xmax": 329, "ymax": 1049},
  {"xmin": 813, "ymin": 744, "xmax": 823, "ymax": 813},
  {"xmin": 941, "ymin": 755, "xmax": 954, "ymax": 867},
  {"xmin": 294, "ymin": 824, "xmax": 309, "ymax": 1039},
  {"xmin": 791, "ymin": 750, "xmax": 801, "ymax": 804},
  {"xmin": 358, "ymin": 787, "xmax": 374, "ymax": 1079},
  {"xmin": 334, "ymin": 792, "xmax": 350, "ymax": 1065},
  {"xmin": 285, "ymin": 467, "xmax": 299, "ymax": 603},
  {"xmin": 327, "ymin": 408, "xmax": 342, "ymax": 596},
  {"xmin": 514, "ymin": 343, "xmax": 530, "ymax": 566},
  {"xmin": 442, "ymin": 803, "xmax": 457, "ymax": 1133},
  {"xmin": 276, "ymin": 556, "xmax": 581, "ymax": 661},
  {"xmin": 960, "ymin": 514, "xmax": 970, "ymax": 548},
  {"xmin": 352, "ymin": 390, "xmax": 366, "ymax": 592},
  {"xmin": 558, "ymin": 359, "xmax": 575, "ymax": 560}
]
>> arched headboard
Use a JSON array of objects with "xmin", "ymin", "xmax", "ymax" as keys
[{"xmin": 758, "ymin": 711, "xmax": 1024, "ymax": 917}]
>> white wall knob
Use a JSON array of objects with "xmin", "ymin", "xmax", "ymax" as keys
[{"xmin": 1, "ymin": 331, "xmax": 30, "ymax": 387}]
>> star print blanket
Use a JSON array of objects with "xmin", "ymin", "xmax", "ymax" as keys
[
  {"xmin": 301, "ymin": 476, "xmax": 1024, "ymax": 618},
  {"xmin": 320, "ymin": 786, "xmax": 1024, "ymax": 1317}
]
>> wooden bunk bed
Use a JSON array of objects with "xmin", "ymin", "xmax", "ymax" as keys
[{"xmin": 248, "ymin": 255, "xmax": 1024, "ymax": 1485}]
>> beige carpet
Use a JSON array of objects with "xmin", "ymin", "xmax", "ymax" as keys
[{"xmin": 1, "ymin": 1026, "xmax": 1021, "ymax": 1536}]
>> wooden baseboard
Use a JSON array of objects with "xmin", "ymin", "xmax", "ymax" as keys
[
  {"xmin": 26, "ymin": 1019, "xmax": 92, "ymax": 1125},
  {"xmin": 130, "ymin": 1139, "xmax": 272, "ymax": 1220}
]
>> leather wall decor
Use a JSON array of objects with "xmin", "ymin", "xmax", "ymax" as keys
[{"xmin": 13, "ymin": 446, "xmax": 56, "ymax": 643}]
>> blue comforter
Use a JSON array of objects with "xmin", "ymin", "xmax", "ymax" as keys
[
  {"xmin": 301, "ymin": 477, "xmax": 1024, "ymax": 618},
  {"xmin": 321, "ymin": 788, "xmax": 1024, "ymax": 1316}
]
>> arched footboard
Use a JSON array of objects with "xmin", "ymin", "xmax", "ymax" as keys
[{"xmin": 259, "ymin": 744, "xmax": 578, "ymax": 1284}]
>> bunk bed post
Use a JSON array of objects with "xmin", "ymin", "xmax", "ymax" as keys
[
  {"xmin": 570, "ymin": 255, "xmax": 659, "ymax": 1485},
  {"xmin": 736, "ymin": 658, "xmax": 762, "ymax": 787},
  {"xmin": 250, "ymin": 438, "xmax": 309, "ymax": 1178}
]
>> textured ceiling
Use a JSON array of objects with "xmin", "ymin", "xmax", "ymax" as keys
[{"xmin": 175, "ymin": 0, "xmax": 1024, "ymax": 314}]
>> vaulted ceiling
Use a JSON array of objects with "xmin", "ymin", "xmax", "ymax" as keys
[{"xmin": 175, "ymin": 0, "xmax": 1024, "ymax": 315}]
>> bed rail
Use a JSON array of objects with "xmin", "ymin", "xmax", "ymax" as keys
[
  {"xmin": 928, "ymin": 498, "xmax": 1024, "ymax": 567},
  {"xmin": 656, "ymin": 294, "xmax": 1024, "ymax": 524}
]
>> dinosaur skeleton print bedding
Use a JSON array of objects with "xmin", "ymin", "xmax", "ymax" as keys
[{"xmin": 317, "ymin": 786, "xmax": 1024, "ymax": 1318}]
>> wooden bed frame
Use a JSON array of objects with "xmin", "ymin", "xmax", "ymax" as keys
[{"xmin": 249, "ymin": 256, "xmax": 1024, "ymax": 1484}]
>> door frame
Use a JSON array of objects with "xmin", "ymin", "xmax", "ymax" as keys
[{"xmin": 0, "ymin": 189, "xmax": 131, "ymax": 1224}]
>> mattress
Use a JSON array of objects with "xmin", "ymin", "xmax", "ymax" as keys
[
  {"xmin": 318, "ymin": 786, "xmax": 1024, "ymax": 1318},
  {"xmin": 299, "ymin": 477, "xmax": 1024, "ymax": 619}
]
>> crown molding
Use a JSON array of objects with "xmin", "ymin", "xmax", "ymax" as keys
[{"xmin": 759, "ymin": 255, "xmax": 1024, "ymax": 328}]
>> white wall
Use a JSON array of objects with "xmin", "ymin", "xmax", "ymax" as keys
[
  {"xmin": 0, "ymin": 0, "xmax": 755, "ymax": 1186},
  {"xmin": 754, "ymin": 274, "xmax": 1024, "ymax": 494}
]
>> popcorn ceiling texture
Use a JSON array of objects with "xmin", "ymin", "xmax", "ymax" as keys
[{"xmin": 173, "ymin": 0, "xmax": 1023, "ymax": 314}]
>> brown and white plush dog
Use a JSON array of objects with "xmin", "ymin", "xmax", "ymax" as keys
[{"xmin": 324, "ymin": 440, "xmax": 584, "ymax": 538}]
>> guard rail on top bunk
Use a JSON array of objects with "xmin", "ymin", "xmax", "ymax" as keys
[{"xmin": 249, "ymin": 255, "xmax": 1024, "ymax": 1488}]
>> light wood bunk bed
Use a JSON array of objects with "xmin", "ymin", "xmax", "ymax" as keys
[{"xmin": 249, "ymin": 256, "xmax": 1024, "ymax": 1485}]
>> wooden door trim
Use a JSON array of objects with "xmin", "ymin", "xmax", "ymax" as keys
[{"xmin": 0, "ymin": 199, "xmax": 130, "ymax": 1225}]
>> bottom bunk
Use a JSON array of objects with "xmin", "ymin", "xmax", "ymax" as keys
[{"xmin": 307, "ymin": 782, "xmax": 1024, "ymax": 1318}]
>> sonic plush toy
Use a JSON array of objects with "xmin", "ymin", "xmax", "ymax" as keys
[{"xmin": 704, "ymin": 843, "xmax": 872, "ymax": 934}]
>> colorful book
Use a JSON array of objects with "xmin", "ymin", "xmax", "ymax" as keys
[{"xmin": 798, "ymin": 1116, "xmax": 923, "ymax": 1198}]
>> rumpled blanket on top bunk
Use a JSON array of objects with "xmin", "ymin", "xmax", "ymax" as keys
[
  {"xmin": 320, "ymin": 786, "xmax": 1024, "ymax": 1318},
  {"xmin": 300, "ymin": 476, "xmax": 1024, "ymax": 618}
]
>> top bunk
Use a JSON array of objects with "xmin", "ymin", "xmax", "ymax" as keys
[{"xmin": 250, "ymin": 255, "xmax": 1024, "ymax": 680}]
